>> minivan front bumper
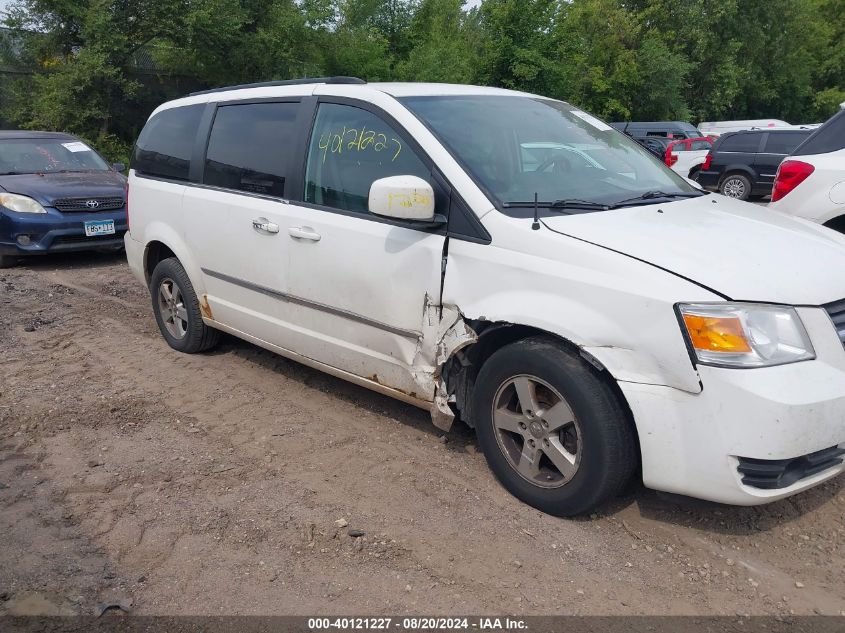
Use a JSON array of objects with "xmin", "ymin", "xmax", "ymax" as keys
[
  {"xmin": 0, "ymin": 207, "xmax": 128, "ymax": 257},
  {"xmin": 621, "ymin": 306, "xmax": 845, "ymax": 505}
]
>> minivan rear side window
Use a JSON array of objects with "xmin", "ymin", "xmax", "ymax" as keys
[
  {"xmin": 793, "ymin": 111, "xmax": 845, "ymax": 156},
  {"xmin": 133, "ymin": 104, "xmax": 204, "ymax": 181},
  {"xmin": 718, "ymin": 133, "xmax": 761, "ymax": 153},
  {"xmin": 203, "ymin": 102, "xmax": 299, "ymax": 197},
  {"xmin": 763, "ymin": 132, "xmax": 810, "ymax": 155}
]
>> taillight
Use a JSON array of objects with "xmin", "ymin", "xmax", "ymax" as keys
[
  {"xmin": 701, "ymin": 152, "xmax": 713, "ymax": 171},
  {"xmin": 665, "ymin": 151, "xmax": 678, "ymax": 167},
  {"xmin": 125, "ymin": 180, "xmax": 130, "ymax": 232},
  {"xmin": 771, "ymin": 160, "xmax": 814, "ymax": 202}
]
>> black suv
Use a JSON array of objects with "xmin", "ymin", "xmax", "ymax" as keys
[
  {"xmin": 633, "ymin": 136, "xmax": 672, "ymax": 159},
  {"xmin": 696, "ymin": 129, "xmax": 812, "ymax": 200}
]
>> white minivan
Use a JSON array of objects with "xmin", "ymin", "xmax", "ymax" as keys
[{"xmin": 125, "ymin": 78, "xmax": 845, "ymax": 516}]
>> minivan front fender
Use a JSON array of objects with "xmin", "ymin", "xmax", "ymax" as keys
[{"xmin": 439, "ymin": 214, "xmax": 722, "ymax": 397}]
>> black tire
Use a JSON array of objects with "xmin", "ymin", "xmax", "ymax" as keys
[
  {"xmin": 0, "ymin": 254, "xmax": 16, "ymax": 269},
  {"xmin": 719, "ymin": 173, "xmax": 752, "ymax": 200},
  {"xmin": 472, "ymin": 337, "xmax": 637, "ymax": 517},
  {"xmin": 150, "ymin": 257, "xmax": 219, "ymax": 353},
  {"xmin": 688, "ymin": 166, "xmax": 701, "ymax": 181}
]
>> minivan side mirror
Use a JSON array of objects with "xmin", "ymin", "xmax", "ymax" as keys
[
  {"xmin": 112, "ymin": 162, "xmax": 126, "ymax": 172},
  {"xmin": 368, "ymin": 175, "xmax": 436, "ymax": 222}
]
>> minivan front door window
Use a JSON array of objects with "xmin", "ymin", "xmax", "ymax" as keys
[
  {"xmin": 400, "ymin": 95, "xmax": 698, "ymax": 211},
  {"xmin": 304, "ymin": 103, "xmax": 430, "ymax": 214}
]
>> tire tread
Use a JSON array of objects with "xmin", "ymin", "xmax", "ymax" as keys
[
  {"xmin": 150, "ymin": 257, "xmax": 219, "ymax": 354},
  {"xmin": 473, "ymin": 336, "xmax": 637, "ymax": 516}
]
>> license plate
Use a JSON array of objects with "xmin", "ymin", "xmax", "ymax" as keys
[{"xmin": 84, "ymin": 219, "xmax": 115, "ymax": 237}]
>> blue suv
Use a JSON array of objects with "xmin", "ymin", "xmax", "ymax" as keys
[{"xmin": 0, "ymin": 131, "xmax": 127, "ymax": 267}]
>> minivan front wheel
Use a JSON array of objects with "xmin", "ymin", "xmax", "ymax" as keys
[
  {"xmin": 150, "ymin": 257, "xmax": 219, "ymax": 353},
  {"xmin": 473, "ymin": 337, "xmax": 637, "ymax": 516},
  {"xmin": 720, "ymin": 173, "xmax": 751, "ymax": 200}
]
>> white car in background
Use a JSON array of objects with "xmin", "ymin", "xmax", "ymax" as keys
[
  {"xmin": 769, "ymin": 110, "xmax": 845, "ymax": 232},
  {"xmin": 699, "ymin": 119, "xmax": 790, "ymax": 138}
]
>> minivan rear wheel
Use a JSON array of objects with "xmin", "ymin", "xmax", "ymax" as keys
[
  {"xmin": 150, "ymin": 257, "xmax": 219, "ymax": 353},
  {"xmin": 719, "ymin": 173, "xmax": 751, "ymax": 200},
  {"xmin": 472, "ymin": 337, "xmax": 637, "ymax": 516}
]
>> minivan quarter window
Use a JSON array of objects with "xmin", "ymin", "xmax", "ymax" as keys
[
  {"xmin": 203, "ymin": 101, "xmax": 299, "ymax": 197},
  {"xmin": 718, "ymin": 132, "xmax": 762, "ymax": 153},
  {"xmin": 304, "ymin": 103, "xmax": 430, "ymax": 214},
  {"xmin": 132, "ymin": 103, "xmax": 204, "ymax": 181}
]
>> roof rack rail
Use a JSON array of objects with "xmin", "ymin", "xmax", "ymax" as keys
[{"xmin": 189, "ymin": 76, "xmax": 366, "ymax": 97}]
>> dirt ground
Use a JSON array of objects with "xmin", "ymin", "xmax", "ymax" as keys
[{"xmin": 1, "ymin": 252, "xmax": 844, "ymax": 617}]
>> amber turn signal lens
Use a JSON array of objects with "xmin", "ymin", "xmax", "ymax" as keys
[{"xmin": 682, "ymin": 313, "xmax": 751, "ymax": 353}]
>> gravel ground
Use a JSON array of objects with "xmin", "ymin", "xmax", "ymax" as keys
[{"xmin": 1, "ymin": 252, "xmax": 844, "ymax": 617}]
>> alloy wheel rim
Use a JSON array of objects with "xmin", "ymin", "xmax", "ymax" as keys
[
  {"xmin": 157, "ymin": 277, "xmax": 188, "ymax": 339},
  {"xmin": 723, "ymin": 178, "xmax": 746, "ymax": 198},
  {"xmin": 491, "ymin": 375, "xmax": 581, "ymax": 489}
]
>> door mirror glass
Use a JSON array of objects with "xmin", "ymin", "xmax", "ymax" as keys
[
  {"xmin": 112, "ymin": 162, "xmax": 126, "ymax": 172},
  {"xmin": 368, "ymin": 175, "xmax": 435, "ymax": 221}
]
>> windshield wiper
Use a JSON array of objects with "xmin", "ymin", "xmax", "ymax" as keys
[
  {"xmin": 609, "ymin": 190, "xmax": 704, "ymax": 209},
  {"xmin": 503, "ymin": 198, "xmax": 609, "ymax": 211}
]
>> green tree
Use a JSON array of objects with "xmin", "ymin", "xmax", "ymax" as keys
[
  {"xmin": 2, "ymin": 0, "xmax": 218, "ymax": 158},
  {"xmin": 396, "ymin": 0, "xmax": 479, "ymax": 82},
  {"xmin": 551, "ymin": 0, "xmax": 641, "ymax": 118},
  {"xmin": 3, "ymin": 0, "xmax": 844, "ymax": 158},
  {"xmin": 475, "ymin": 0, "xmax": 560, "ymax": 95}
]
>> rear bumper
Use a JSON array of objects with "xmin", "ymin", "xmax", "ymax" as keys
[
  {"xmin": 623, "ymin": 306, "xmax": 845, "ymax": 505},
  {"xmin": 124, "ymin": 231, "xmax": 147, "ymax": 286},
  {"xmin": 0, "ymin": 207, "xmax": 127, "ymax": 256},
  {"xmin": 695, "ymin": 170, "xmax": 721, "ymax": 191}
]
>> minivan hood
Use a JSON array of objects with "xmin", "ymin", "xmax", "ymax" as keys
[
  {"xmin": 541, "ymin": 195, "xmax": 845, "ymax": 305},
  {"xmin": 0, "ymin": 171, "xmax": 126, "ymax": 205}
]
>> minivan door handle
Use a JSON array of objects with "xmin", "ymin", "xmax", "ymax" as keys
[
  {"xmin": 252, "ymin": 218, "xmax": 280, "ymax": 234},
  {"xmin": 288, "ymin": 226, "xmax": 321, "ymax": 242}
]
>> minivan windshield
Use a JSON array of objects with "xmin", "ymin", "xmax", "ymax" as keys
[
  {"xmin": 400, "ymin": 96, "xmax": 699, "ymax": 210},
  {"xmin": 0, "ymin": 138, "xmax": 110, "ymax": 175}
]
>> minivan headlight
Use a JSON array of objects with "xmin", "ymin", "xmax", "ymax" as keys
[
  {"xmin": 678, "ymin": 303, "xmax": 814, "ymax": 368},
  {"xmin": 0, "ymin": 193, "xmax": 47, "ymax": 214}
]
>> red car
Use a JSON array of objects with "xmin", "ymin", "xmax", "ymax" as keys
[{"xmin": 664, "ymin": 137, "xmax": 713, "ymax": 179}]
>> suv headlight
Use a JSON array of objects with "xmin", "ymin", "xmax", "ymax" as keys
[
  {"xmin": 0, "ymin": 193, "xmax": 47, "ymax": 214},
  {"xmin": 678, "ymin": 303, "xmax": 815, "ymax": 368}
]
